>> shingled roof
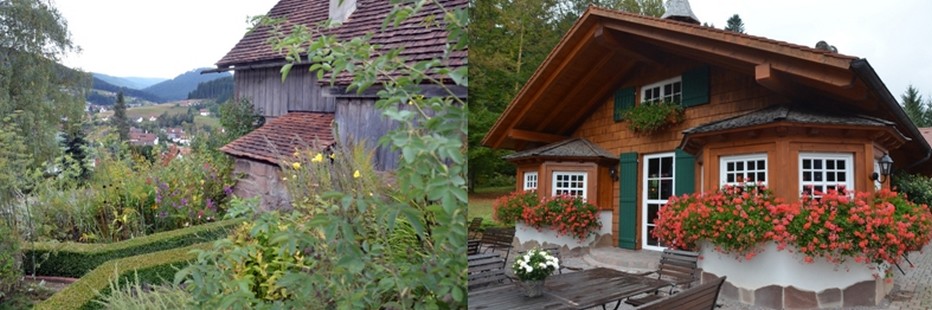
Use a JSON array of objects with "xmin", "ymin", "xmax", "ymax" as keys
[
  {"xmin": 215, "ymin": 0, "xmax": 467, "ymax": 85},
  {"xmin": 504, "ymin": 138, "xmax": 617, "ymax": 162},
  {"xmin": 220, "ymin": 112, "xmax": 335, "ymax": 164},
  {"xmin": 683, "ymin": 105, "xmax": 898, "ymax": 135}
]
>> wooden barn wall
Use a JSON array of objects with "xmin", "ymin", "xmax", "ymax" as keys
[
  {"xmin": 335, "ymin": 98, "xmax": 401, "ymax": 170},
  {"xmin": 234, "ymin": 66, "xmax": 336, "ymax": 117}
]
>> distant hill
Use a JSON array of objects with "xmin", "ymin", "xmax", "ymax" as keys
[
  {"xmin": 88, "ymin": 77, "xmax": 165, "ymax": 105},
  {"xmin": 92, "ymin": 73, "xmax": 166, "ymax": 89},
  {"xmin": 188, "ymin": 76, "xmax": 233, "ymax": 103},
  {"xmin": 143, "ymin": 68, "xmax": 232, "ymax": 101}
]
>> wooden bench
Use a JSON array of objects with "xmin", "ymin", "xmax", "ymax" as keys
[
  {"xmin": 467, "ymin": 239, "xmax": 481, "ymax": 255},
  {"xmin": 637, "ymin": 276, "xmax": 727, "ymax": 310},
  {"xmin": 467, "ymin": 217, "xmax": 483, "ymax": 240},
  {"xmin": 468, "ymin": 253, "xmax": 509, "ymax": 290},
  {"xmin": 625, "ymin": 248, "xmax": 702, "ymax": 306},
  {"xmin": 479, "ymin": 227, "xmax": 515, "ymax": 263}
]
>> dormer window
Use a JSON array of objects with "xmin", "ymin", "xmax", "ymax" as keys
[{"xmin": 641, "ymin": 76, "xmax": 682, "ymax": 104}]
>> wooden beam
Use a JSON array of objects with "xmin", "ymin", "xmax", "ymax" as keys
[
  {"xmin": 556, "ymin": 60, "xmax": 641, "ymax": 133},
  {"xmin": 488, "ymin": 26, "xmax": 599, "ymax": 148},
  {"xmin": 603, "ymin": 22, "xmax": 856, "ymax": 88},
  {"xmin": 593, "ymin": 26, "xmax": 660, "ymax": 65},
  {"xmin": 534, "ymin": 53, "xmax": 626, "ymax": 132},
  {"xmin": 507, "ymin": 129, "xmax": 568, "ymax": 144}
]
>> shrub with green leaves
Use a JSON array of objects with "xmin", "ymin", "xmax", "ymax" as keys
[
  {"xmin": 623, "ymin": 100, "xmax": 684, "ymax": 133},
  {"xmin": 0, "ymin": 221, "xmax": 21, "ymax": 301},
  {"xmin": 94, "ymin": 272, "xmax": 193, "ymax": 310},
  {"xmin": 893, "ymin": 172, "xmax": 932, "ymax": 207}
]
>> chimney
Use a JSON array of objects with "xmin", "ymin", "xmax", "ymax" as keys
[
  {"xmin": 329, "ymin": 0, "xmax": 357, "ymax": 24},
  {"xmin": 661, "ymin": 0, "xmax": 700, "ymax": 25}
]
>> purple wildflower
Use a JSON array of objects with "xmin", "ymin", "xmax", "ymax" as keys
[
  {"xmin": 181, "ymin": 198, "xmax": 188, "ymax": 206},
  {"xmin": 158, "ymin": 211, "xmax": 168, "ymax": 218},
  {"xmin": 223, "ymin": 186, "xmax": 233, "ymax": 196},
  {"xmin": 206, "ymin": 199, "xmax": 215, "ymax": 210}
]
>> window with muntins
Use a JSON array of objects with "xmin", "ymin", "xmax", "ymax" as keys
[
  {"xmin": 552, "ymin": 172, "xmax": 586, "ymax": 199},
  {"xmin": 800, "ymin": 153, "xmax": 854, "ymax": 197},
  {"xmin": 720, "ymin": 154, "xmax": 767, "ymax": 186},
  {"xmin": 523, "ymin": 172, "xmax": 538, "ymax": 191},
  {"xmin": 641, "ymin": 76, "xmax": 682, "ymax": 104}
]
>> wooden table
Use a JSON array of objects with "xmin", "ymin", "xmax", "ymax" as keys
[{"xmin": 468, "ymin": 267, "xmax": 672, "ymax": 310}]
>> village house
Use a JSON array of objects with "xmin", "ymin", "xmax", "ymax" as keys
[
  {"xmin": 129, "ymin": 127, "xmax": 158, "ymax": 146},
  {"xmin": 210, "ymin": 0, "xmax": 467, "ymax": 209},
  {"xmin": 483, "ymin": 2, "xmax": 932, "ymax": 306}
]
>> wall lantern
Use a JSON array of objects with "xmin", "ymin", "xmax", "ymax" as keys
[
  {"xmin": 871, "ymin": 153, "xmax": 894, "ymax": 183},
  {"xmin": 609, "ymin": 167, "xmax": 619, "ymax": 181}
]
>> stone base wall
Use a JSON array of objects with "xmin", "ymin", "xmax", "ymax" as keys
[
  {"xmin": 703, "ymin": 271, "xmax": 894, "ymax": 309},
  {"xmin": 232, "ymin": 158, "xmax": 291, "ymax": 211}
]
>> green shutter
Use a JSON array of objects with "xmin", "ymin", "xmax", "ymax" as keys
[
  {"xmin": 613, "ymin": 87, "xmax": 636, "ymax": 122},
  {"xmin": 674, "ymin": 149, "xmax": 696, "ymax": 196},
  {"xmin": 681, "ymin": 65, "xmax": 709, "ymax": 107},
  {"xmin": 618, "ymin": 152, "xmax": 638, "ymax": 249}
]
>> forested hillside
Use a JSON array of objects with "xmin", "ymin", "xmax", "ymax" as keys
[
  {"xmin": 143, "ymin": 68, "xmax": 231, "ymax": 101},
  {"xmin": 187, "ymin": 76, "xmax": 233, "ymax": 103}
]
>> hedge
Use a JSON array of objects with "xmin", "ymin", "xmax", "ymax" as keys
[
  {"xmin": 35, "ymin": 242, "xmax": 212, "ymax": 310},
  {"xmin": 22, "ymin": 218, "xmax": 241, "ymax": 277}
]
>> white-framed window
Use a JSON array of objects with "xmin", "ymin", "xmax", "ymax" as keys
[
  {"xmin": 720, "ymin": 154, "xmax": 768, "ymax": 186},
  {"xmin": 552, "ymin": 172, "xmax": 586, "ymax": 199},
  {"xmin": 523, "ymin": 171, "xmax": 538, "ymax": 191},
  {"xmin": 641, "ymin": 76, "xmax": 682, "ymax": 104},
  {"xmin": 800, "ymin": 153, "xmax": 854, "ymax": 197}
]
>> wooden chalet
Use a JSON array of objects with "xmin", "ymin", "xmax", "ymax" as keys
[
  {"xmin": 483, "ymin": 4, "xmax": 932, "ymax": 251},
  {"xmin": 212, "ymin": 0, "xmax": 467, "ymax": 209}
]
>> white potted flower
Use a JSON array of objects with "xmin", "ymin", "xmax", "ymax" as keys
[{"xmin": 512, "ymin": 248, "xmax": 559, "ymax": 297}]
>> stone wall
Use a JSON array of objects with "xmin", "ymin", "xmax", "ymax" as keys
[
  {"xmin": 703, "ymin": 271, "xmax": 894, "ymax": 309},
  {"xmin": 231, "ymin": 157, "xmax": 291, "ymax": 211}
]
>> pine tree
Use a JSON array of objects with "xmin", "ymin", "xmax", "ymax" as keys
[
  {"xmin": 112, "ymin": 91, "xmax": 130, "ymax": 141},
  {"xmin": 725, "ymin": 14, "xmax": 745, "ymax": 33},
  {"xmin": 902, "ymin": 85, "xmax": 928, "ymax": 127}
]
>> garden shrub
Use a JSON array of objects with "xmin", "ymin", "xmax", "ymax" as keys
[
  {"xmin": 0, "ymin": 221, "xmax": 21, "ymax": 302},
  {"xmin": 36, "ymin": 242, "xmax": 211, "ymax": 310},
  {"xmin": 893, "ymin": 172, "xmax": 932, "ymax": 207},
  {"xmin": 23, "ymin": 218, "xmax": 240, "ymax": 278},
  {"xmin": 492, "ymin": 190, "xmax": 537, "ymax": 225},
  {"xmin": 94, "ymin": 272, "xmax": 193, "ymax": 310}
]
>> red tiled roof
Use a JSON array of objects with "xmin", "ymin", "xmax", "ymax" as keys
[
  {"xmin": 215, "ymin": 0, "xmax": 467, "ymax": 84},
  {"xmin": 220, "ymin": 112, "xmax": 335, "ymax": 164}
]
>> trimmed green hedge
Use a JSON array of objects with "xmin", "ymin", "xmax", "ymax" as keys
[
  {"xmin": 35, "ymin": 242, "xmax": 212, "ymax": 310},
  {"xmin": 23, "ymin": 219, "xmax": 241, "ymax": 277}
]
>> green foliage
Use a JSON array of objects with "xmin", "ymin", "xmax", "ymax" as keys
[
  {"xmin": 36, "ymin": 242, "xmax": 211, "ymax": 310},
  {"xmin": 22, "ymin": 219, "xmax": 240, "ymax": 278},
  {"xmin": 0, "ymin": 0, "xmax": 86, "ymax": 167},
  {"xmin": 179, "ymin": 2, "xmax": 468, "ymax": 307},
  {"xmin": 0, "ymin": 111, "xmax": 33, "ymax": 220},
  {"xmin": 112, "ymin": 92, "xmax": 130, "ymax": 141},
  {"xmin": 0, "ymin": 221, "xmax": 21, "ymax": 301},
  {"xmin": 893, "ymin": 172, "xmax": 932, "ymax": 209},
  {"xmin": 217, "ymin": 97, "xmax": 264, "ymax": 144},
  {"xmin": 901, "ymin": 85, "xmax": 930, "ymax": 127},
  {"xmin": 187, "ymin": 76, "xmax": 234, "ymax": 103},
  {"xmin": 95, "ymin": 272, "xmax": 193, "ymax": 310},
  {"xmin": 725, "ymin": 14, "xmax": 745, "ymax": 33},
  {"xmin": 623, "ymin": 100, "xmax": 685, "ymax": 133},
  {"xmin": 492, "ymin": 190, "xmax": 538, "ymax": 225}
]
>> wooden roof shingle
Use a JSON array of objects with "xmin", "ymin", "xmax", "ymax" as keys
[
  {"xmin": 215, "ymin": 0, "xmax": 467, "ymax": 85},
  {"xmin": 220, "ymin": 112, "xmax": 335, "ymax": 164}
]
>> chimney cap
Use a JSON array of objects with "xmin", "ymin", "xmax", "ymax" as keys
[{"xmin": 661, "ymin": 0, "xmax": 700, "ymax": 24}]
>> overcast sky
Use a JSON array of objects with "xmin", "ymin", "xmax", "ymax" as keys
[
  {"xmin": 57, "ymin": 0, "xmax": 278, "ymax": 79},
  {"xmin": 691, "ymin": 0, "xmax": 932, "ymax": 101}
]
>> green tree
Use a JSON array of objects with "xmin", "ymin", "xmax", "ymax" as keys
[
  {"xmin": 902, "ymin": 85, "xmax": 928, "ymax": 127},
  {"xmin": 218, "ymin": 98, "xmax": 264, "ymax": 139},
  {"xmin": 112, "ymin": 91, "xmax": 130, "ymax": 141},
  {"xmin": 0, "ymin": 0, "xmax": 86, "ymax": 166},
  {"xmin": 468, "ymin": 0, "xmax": 664, "ymax": 191},
  {"xmin": 725, "ymin": 14, "xmax": 744, "ymax": 33}
]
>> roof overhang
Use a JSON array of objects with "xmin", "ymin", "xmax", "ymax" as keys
[{"xmin": 482, "ymin": 6, "xmax": 884, "ymax": 151}]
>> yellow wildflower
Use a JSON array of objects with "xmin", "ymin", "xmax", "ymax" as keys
[
  {"xmin": 292, "ymin": 162, "xmax": 301, "ymax": 169},
  {"xmin": 311, "ymin": 153, "xmax": 324, "ymax": 163},
  {"xmin": 353, "ymin": 170, "xmax": 361, "ymax": 179},
  {"xmin": 329, "ymin": 153, "xmax": 336, "ymax": 159}
]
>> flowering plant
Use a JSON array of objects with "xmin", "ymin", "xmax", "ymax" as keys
[
  {"xmin": 493, "ymin": 190, "xmax": 538, "ymax": 225},
  {"xmin": 512, "ymin": 248, "xmax": 559, "ymax": 281},
  {"xmin": 654, "ymin": 184, "xmax": 778, "ymax": 259},
  {"xmin": 522, "ymin": 195, "xmax": 601, "ymax": 241},
  {"xmin": 654, "ymin": 185, "xmax": 932, "ymax": 270},
  {"xmin": 769, "ymin": 189, "xmax": 932, "ymax": 267}
]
